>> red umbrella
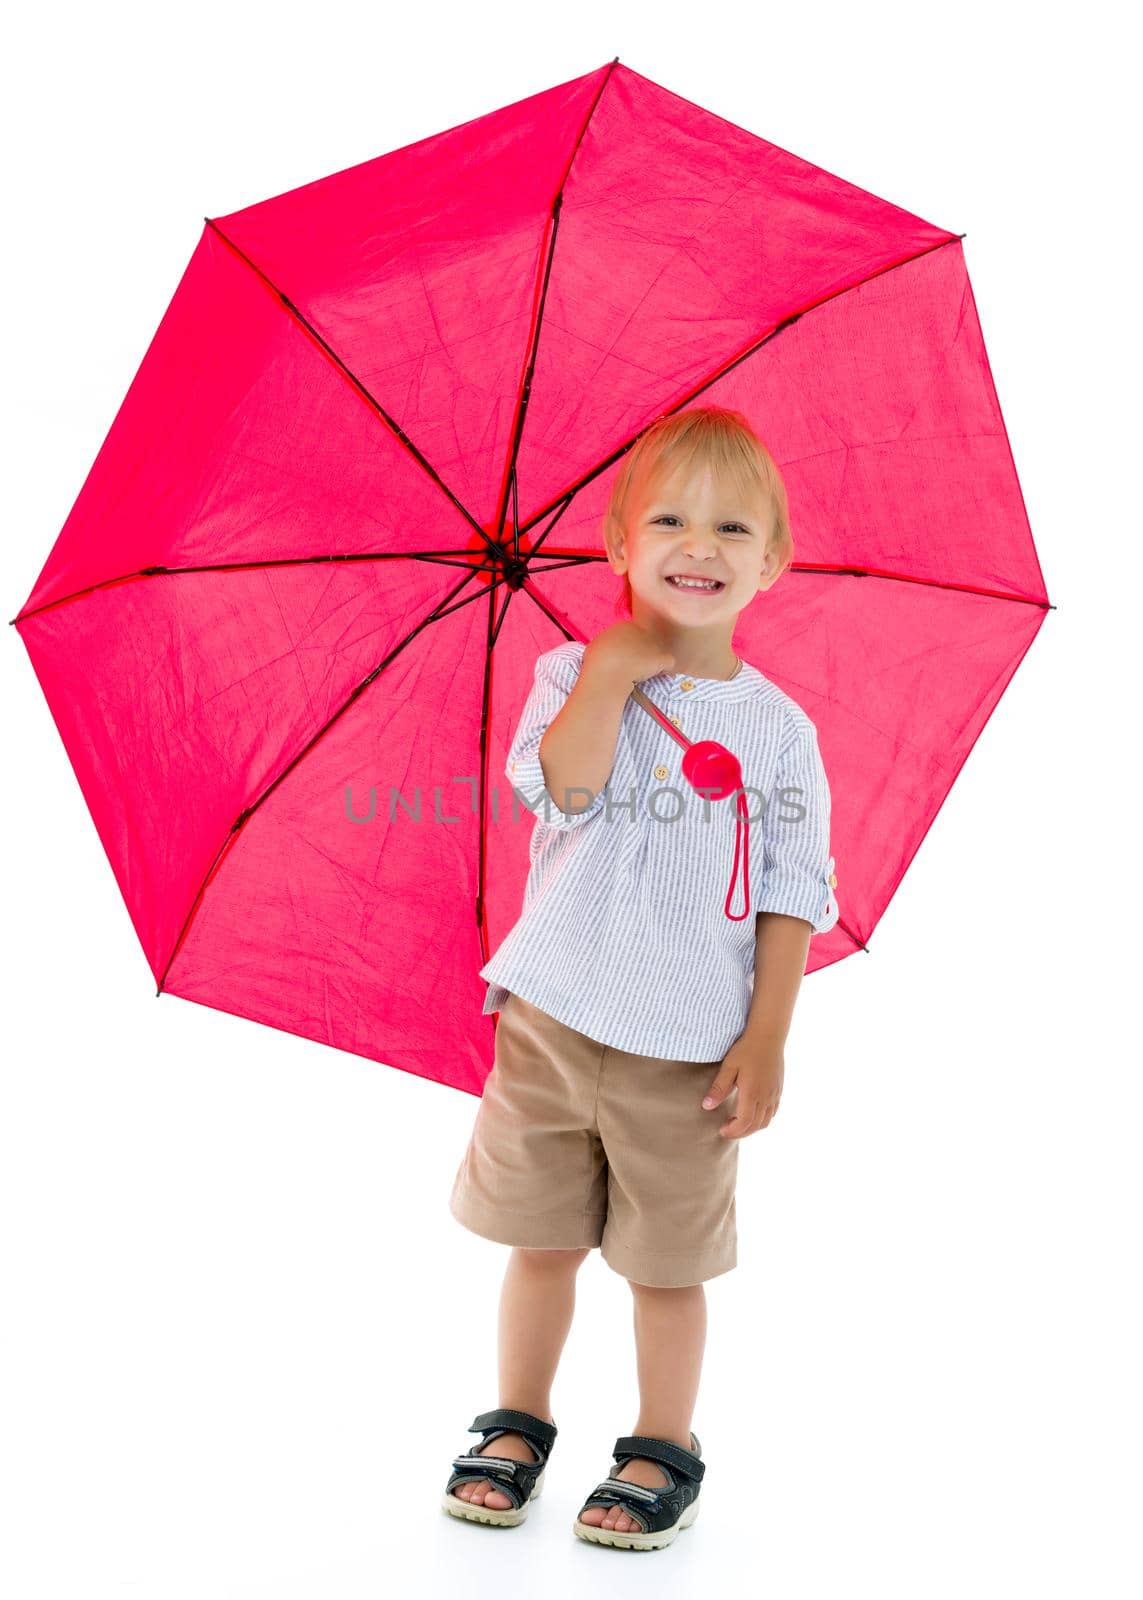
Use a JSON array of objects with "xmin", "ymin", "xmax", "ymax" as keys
[{"xmin": 12, "ymin": 59, "xmax": 1051, "ymax": 1096}]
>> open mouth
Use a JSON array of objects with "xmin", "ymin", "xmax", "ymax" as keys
[{"xmin": 665, "ymin": 575, "xmax": 725, "ymax": 594}]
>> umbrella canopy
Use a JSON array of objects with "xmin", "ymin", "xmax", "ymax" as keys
[{"xmin": 12, "ymin": 59, "xmax": 1051, "ymax": 1095}]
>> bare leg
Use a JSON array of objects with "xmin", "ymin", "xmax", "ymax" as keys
[
  {"xmin": 578, "ymin": 1281, "xmax": 707, "ymax": 1532},
  {"xmin": 454, "ymin": 1245, "xmax": 591, "ymax": 1509}
]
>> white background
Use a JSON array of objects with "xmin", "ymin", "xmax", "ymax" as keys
[{"xmin": 3, "ymin": 3, "xmax": 1138, "ymax": 1596}]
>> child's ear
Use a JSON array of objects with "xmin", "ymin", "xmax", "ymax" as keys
[
  {"xmin": 602, "ymin": 510, "xmax": 626, "ymax": 576},
  {"xmin": 755, "ymin": 547, "xmax": 784, "ymax": 590}
]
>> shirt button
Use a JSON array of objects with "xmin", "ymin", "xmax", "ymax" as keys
[
  {"xmin": 653, "ymin": 764, "xmax": 669, "ymax": 780},
  {"xmin": 828, "ymin": 872, "xmax": 838, "ymax": 888},
  {"xmin": 668, "ymin": 714, "xmax": 681, "ymax": 727},
  {"xmin": 680, "ymin": 679, "xmax": 695, "ymax": 691}
]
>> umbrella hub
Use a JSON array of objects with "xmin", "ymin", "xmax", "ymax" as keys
[{"xmin": 495, "ymin": 552, "xmax": 531, "ymax": 591}]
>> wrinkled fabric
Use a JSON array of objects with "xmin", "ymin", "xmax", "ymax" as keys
[
  {"xmin": 480, "ymin": 643, "xmax": 838, "ymax": 1061},
  {"xmin": 13, "ymin": 60, "xmax": 1049, "ymax": 1096}
]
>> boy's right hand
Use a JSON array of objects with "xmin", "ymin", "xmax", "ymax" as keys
[{"xmin": 582, "ymin": 622, "xmax": 676, "ymax": 693}]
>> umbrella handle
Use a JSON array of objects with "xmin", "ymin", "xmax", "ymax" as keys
[{"xmin": 629, "ymin": 686, "xmax": 751, "ymax": 920}]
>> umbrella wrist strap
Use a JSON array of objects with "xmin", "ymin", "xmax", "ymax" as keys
[{"xmin": 723, "ymin": 793, "xmax": 751, "ymax": 921}]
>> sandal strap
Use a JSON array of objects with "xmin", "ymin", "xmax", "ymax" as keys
[
  {"xmin": 451, "ymin": 1453, "xmax": 531, "ymax": 1478},
  {"xmin": 579, "ymin": 1480, "xmax": 653, "ymax": 1533},
  {"xmin": 447, "ymin": 1456, "xmax": 530, "ymax": 1511},
  {"xmin": 469, "ymin": 1407, "xmax": 558, "ymax": 1457},
  {"xmin": 613, "ymin": 1433, "xmax": 706, "ymax": 1483}
]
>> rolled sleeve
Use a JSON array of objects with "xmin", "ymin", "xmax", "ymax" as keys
[
  {"xmin": 506, "ymin": 646, "xmax": 608, "ymax": 829},
  {"xmin": 755, "ymin": 714, "xmax": 839, "ymax": 935}
]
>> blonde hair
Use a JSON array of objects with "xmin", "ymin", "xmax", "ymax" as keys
[{"xmin": 603, "ymin": 406, "xmax": 793, "ymax": 617}]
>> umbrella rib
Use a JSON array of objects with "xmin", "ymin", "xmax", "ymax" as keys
[
  {"xmin": 516, "ymin": 578, "xmax": 576, "ymax": 645},
  {"xmin": 156, "ymin": 562, "xmax": 513, "ymax": 996},
  {"xmin": 9, "ymin": 551, "xmax": 499, "ymax": 626},
  {"xmin": 492, "ymin": 55, "xmax": 622, "ymax": 551},
  {"xmin": 513, "ymin": 231, "xmax": 969, "ymax": 548},
  {"xmin": 204, "ymin": 217, "xmax": 502, "ymax": 558},
  {"xmin": 474, "ymin": 578, "xmax": 540, "ymax": 970},
  {"xmin": 835, "ymin": 917, "xmax": 868, "ymax": 952},
  {"xmin": 475, "ymin": 584, "xmax": 506, "ymax": 962},
  {"xmin": 518, "ymin": 552, "xmax": 1055, "ymax": 609}
]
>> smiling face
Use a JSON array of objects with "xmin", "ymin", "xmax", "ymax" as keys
[{"xmin": 607, "ymin": 455, "xmax": 782, "ymax": 642}]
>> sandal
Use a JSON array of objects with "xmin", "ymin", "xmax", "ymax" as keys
[
  {"xmin": 441, "ymin": 1407, "xmax": 558, "ymax": 1527},
  {"xmin": 573, "ymin": 1431, "xmax": 705, "ymax": 1550}
]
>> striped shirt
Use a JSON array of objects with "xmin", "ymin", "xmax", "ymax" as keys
[{"xmin": 479, "ymin": 641, "xmax": 838, "ymax": 1061}]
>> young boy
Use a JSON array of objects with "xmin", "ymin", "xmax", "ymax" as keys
[{"xmin": 444, "ymin": 406, "xmax": 838, "ymax": 1550}]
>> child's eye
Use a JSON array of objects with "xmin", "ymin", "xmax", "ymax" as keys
[{"xmin": 652, "ymin": 516, "xmax": 750, "ymax": 535}]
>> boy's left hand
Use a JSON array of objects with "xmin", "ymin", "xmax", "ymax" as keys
[{"xmin": 701, "ymin": 1033, "xmax": 785, "ymax": 1138}]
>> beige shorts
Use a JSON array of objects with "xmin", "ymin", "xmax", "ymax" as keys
[{"xmin": 449, "ymin": 991, "xmax": 740, "ymax": 1287}]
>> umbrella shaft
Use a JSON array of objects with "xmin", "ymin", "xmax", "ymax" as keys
[{"xmin": 630, "ymin": 685, "xmax": 690, "ymax": 752}]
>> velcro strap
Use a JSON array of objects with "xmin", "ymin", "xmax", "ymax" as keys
[
  {"xmin": 613, "ymin": 1434, "xmax": 705, "ymax": 1483},
  {"xmin": 451, "ymin": 1454, "xmax": 524, "ymax": 1481},
  {"xmin": 469, "ymin": 1407, "xmax": 557, "ymax": 1455},
  {"xmin": 581, "ymin": 1484, "xmax": 651, "ymax": 1532},
  {"xmin": 599, "ymin": 1475, "xmax": 659, "ymax": 1502},
  {"xmin": 448, "ymin": 1464, "xmax": 526, "ymax": 1512}
]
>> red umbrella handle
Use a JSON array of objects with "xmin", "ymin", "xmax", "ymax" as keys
[{"xmin": 630, "ymin": 687, "xmax": 751, "ymax": 920}]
